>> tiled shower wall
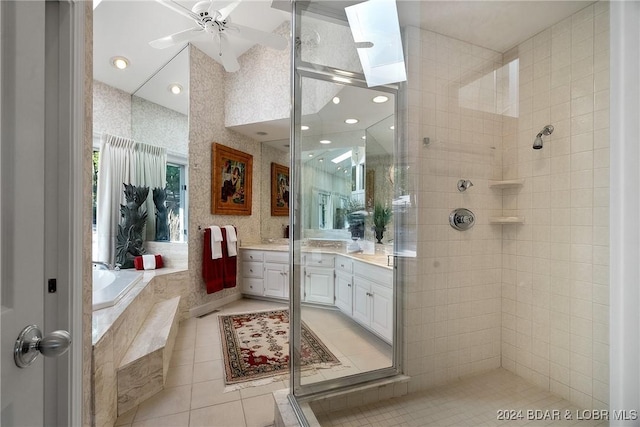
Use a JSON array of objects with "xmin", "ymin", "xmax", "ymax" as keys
[
  {"xmin": 403, "ymin": 27, "xmax": 505, "ymax": 392},
  {"xmin": 501, "ymin": 2, "xmax": 609, "ymax": 410},
  {"xmin": 403, "ymin": 2, "xmax": 609, "ymax": 410}
]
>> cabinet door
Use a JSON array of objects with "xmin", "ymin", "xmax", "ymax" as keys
[
  {"xmin": 352, "ymin": 277, "xmax": 371, "ymax": 326},
  {"xmin": 304, "ymin": 267, "xmax": 334, "ymax": 304},
  {"xmin": 335, "ymin": 272, "xmax": 353, "ymax": 315},
  {"xmin": 371, "ymin": 282, "xmax": 393, "ymax": 342},
  {"xmin": 264, "ymin": 262, "xmax": 285, "ymax": 298},
  {"xmin": 283, "ymin": 264, "xmax": 290, "ymax": 299}
]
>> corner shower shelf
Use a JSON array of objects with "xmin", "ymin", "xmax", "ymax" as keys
[
  {"xmin": 489, "ymin": 216, "xmax": 525, "ymax": 224},
  {"xmin": 488, "ymin": 179, "xmax": 525, "ymax": 188}
]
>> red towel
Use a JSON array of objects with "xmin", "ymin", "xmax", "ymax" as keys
[
  {"xmin": 133, "ymin": 254, "xmax": 163, "ymax": 270},
  {"xmin": 202, "ymin": 228, "xmax": 224, "ymax": 294},
  {"xmin": 221, "ymin": 227, "xmax": 237, "ymax": 289}
]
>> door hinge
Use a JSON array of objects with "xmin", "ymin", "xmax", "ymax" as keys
[
  {"xmin": 48, "ymin": 278, "xmax": 57, "ymax": 293},
  {"xmin": 182, "ymin": 184, "xmax": 187, "ymax": 191},
  {"xmin": 334, "ymin": 295, "xmax": 336, "ymax": 301}
]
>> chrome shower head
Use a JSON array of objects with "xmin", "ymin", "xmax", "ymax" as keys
[
  {"xmin": 533, "ymin": 125, "xmax": 554, "ymax": 149},
  {"xmin": 533, "ymin": 136, "xmax": 544, "ymax": 149}
]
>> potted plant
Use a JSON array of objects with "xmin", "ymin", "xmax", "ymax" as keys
[{"xmin": 372, "ymin": 202, "xmax": 392, "ymax": 243}]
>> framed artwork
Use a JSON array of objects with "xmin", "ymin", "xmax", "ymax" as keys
[
  {"xmin": 271, "ymin": 163, "xmax": 289, "ymax": 216},
  {"xmin": 212, "ymin": 143, "xmax": 253, "ymax": 215}
]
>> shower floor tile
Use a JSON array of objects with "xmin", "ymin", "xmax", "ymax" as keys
[{"xmin": 313, "ymin": 368, "xmax": 609, "ymax": 427}]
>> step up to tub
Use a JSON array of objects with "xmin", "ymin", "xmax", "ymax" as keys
[{"xmin": 116, "ymin": 296, "xmax": 181, "ymax": 415}]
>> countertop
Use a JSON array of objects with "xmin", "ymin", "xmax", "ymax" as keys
[{"xmin": 240, "ymin": 242, "xmax": 393, "ymax": 269}]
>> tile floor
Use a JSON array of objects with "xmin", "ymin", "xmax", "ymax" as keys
[
  {"xmin": 114, "ymin": 298, "xmax": 392, "ymax": 427},
  {"xmin": 312, "ymin": 369, "xmax": 609, "ymax": 427}
]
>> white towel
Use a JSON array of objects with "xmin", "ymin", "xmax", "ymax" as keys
[
  {"xmin": 224, "ymin": 225, "xmax": 238, "ymax": 257},
  {"xmin": 209, "ymin": 226, "xmax": 223, "ymax": 259},
  {"xmin": 142, "ymin": 254, "xmax": 156, "ymax": 270}
]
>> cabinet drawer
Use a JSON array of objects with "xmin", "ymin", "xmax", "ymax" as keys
[
  {"xmin": 243, "ymin": 278, "xmax": 263, "ymax": 295},
  {"xmin": 241, "ymin": 250, "xmax": 263, "ymax": 262},
  {"xmin": 264, "ymin": 251, "xmax": 288, "ymax": 264},
  {"xmin": 335, "ymin": 256, "xmax": 353, "ymax": 274},
  {"xmin": 242, "ymin": 261, "xmax": 263, "ymax": 278},
  {"xmin": 354, "ymin": 262, "xmax": 393, "ymax": 288},
  {"xmin": 304, "ymin": 253, "xmax": 334, "ymax": 268}
]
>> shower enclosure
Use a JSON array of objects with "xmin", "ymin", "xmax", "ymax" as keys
[
  {"xmin": 288, "ymin": 0, "xmax": 611, "ymax": 424},
  {"xmin": 288, "ymin": 0, "xmax": 413, "ymax": 413}
]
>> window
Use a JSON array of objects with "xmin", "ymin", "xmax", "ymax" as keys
[{"xmin": 91, "ymin": 148, "xmax": 188, "ymax": 243}]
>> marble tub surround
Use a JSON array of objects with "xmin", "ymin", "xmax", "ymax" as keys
[
  {"xmin": 117, "ymin": 296, "xmax": 181, "ymax": 415},
  {"xmin": 92, "ymin": 269, "xmax": 189, "ymax": 427}
]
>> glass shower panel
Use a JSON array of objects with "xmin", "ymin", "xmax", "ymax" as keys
[{"xmin": 294, "ymin": 74, "xmax": 397, "ymax": 388}]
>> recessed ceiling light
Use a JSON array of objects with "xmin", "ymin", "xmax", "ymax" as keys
[
  {"xmin": 337, "ymin": 166, "xmax": 342, "ymax": 171},
  {"xmin": 372, "ymin": 95, "xmax": 389, "ymax": 103},
  {"xmin": 344, "ymin": 169, "xmax": 348, "ymax": 173},
  {"xmin": 361, "ymin": 135, "xmax": 366, "ymax": 140},
  {"xmin": 256, "ymin": 131, "xmax": 268, "ymax": 136},
  {"xmin": 345, "ymin": 118, "xmax": 359, "ymax": 124},
  {"xmin": 332, "ymin": 96, "xmax": 341, "ymax": 104},
  {"xmin": 390, "ymin": 125, "xmax": 395, "ymax": 130},
  {"xmin": 168, "ymin": 83, "xmax": 182, "ymax": 95},
  {"xmin": 320, "ymin": 140, "xmax": 332, "ymax": 144},
  {"xmin": 318, "ymin": 158, "xmax": 324, "ymax": 162},
  {"xmin": 111, "ymin": 56, "xmax": 129, "ymax": 70},
  {"xmin": 301, "ymin": 125, "xmax": 309, "ymax": 131},
  {"xmin": 308, "ymin": 153, "xmax": 314, "ymax": 158},
  {"xmin": 284, "ymin": 144, "xmax": 290, "ymax": 148}
]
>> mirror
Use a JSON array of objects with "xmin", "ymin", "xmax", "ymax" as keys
[{"xmin": 131, "ymin": 47, "xmax": 189, "ymax": 243}]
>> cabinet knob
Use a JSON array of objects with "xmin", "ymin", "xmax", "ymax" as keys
[
  {"xmin": 249, "ymin": 269, "xmax": 253, "ymax": 273},
  {"xmin": 318, "ymin": 260, "xmax": 322, "ymax": 264},
  {"xmin": 249, "ymin": 256, "xmax": 253, "ymax": 259},
  {"xmin": 341, "ymin": 264, "xmax": 345, "ymax": 268},
  {"xmin": 348, "ymin": 284, "xmax": 351, "ymax": 287}
]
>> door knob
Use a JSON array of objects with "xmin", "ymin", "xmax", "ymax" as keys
[{"xmin": 14, "ymin": 325, "xmax": 71, "ymax": 368}]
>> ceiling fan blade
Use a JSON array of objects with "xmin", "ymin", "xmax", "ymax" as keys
[
  {"xmin": 154, "ymin": 0, "xmax": 200, "ymax": 22},
  {"xmin": 226, "ymin": 23, "xmax": 287, "ymax": 50},
  {"xmin": 218, "ymin": 0, "xmax": 241, "ymax": 20},
  {"xmin": 218, "ymin": 33, "xmax": 240, "ymax": 72},
  {"xmin": 149, "ymin": 27, "xmax": 205, "ymax": 49}
]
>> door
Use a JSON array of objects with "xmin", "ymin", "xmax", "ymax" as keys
[
  {"xmin": 304, "ymin": 267, "xmax": 334, "ymax": 304},
  {"xmin": 334, "ymin": 271, "xmax": 353, "ymax": 315},
  {"xmin": 352, "ymin": 277, "xmax": 371, "ymax": 326},
  {"xmin": 1, "ymin": 1, "xmax": 81, "ymax": 425},
  {"xmin": 264, "ymin": 262, "xmax": 285, "ymax": 298},
  {"xmin": 371, "ymin": 283, "xmax": 393, "ymax": 342}
]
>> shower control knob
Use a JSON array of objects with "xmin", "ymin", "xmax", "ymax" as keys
[{"xmin": 449, "ymin": 208, "xmax": 476, "ymax": 231}]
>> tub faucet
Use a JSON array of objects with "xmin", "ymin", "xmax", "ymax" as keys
[{"xmin": 92, "ymin": 261, "xmax": 112, "ymax": 270}]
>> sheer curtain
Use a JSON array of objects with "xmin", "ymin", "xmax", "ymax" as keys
[{"xmin": 96, "ymin": 134, "xmax": 166, "ymax": 265}]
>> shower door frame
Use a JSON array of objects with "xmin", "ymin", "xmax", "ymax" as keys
[{"xmin": 288, "ymin": 0, "xmax": 405, "ymax": 410}]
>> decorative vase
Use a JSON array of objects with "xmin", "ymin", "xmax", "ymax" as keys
[{"xmin": 373, "ymin": 227, "xmax": 385, "ymax": 244}]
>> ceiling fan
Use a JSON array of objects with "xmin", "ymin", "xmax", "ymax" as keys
[{"xmin": 149, "ymin": 0, "xmax": 287, "ymax": 72}]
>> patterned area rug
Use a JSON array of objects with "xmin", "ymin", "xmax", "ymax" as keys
[{"xmin": 218, "ymin": 309, "xmax": 340, "ymax": 384}]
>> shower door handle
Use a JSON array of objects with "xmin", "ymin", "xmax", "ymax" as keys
[{"xmin": 14, "ymin": 325, "xmax": 71, "ymax": 368}]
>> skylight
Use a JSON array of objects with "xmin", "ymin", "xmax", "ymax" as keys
[{"xmin": 345, "ymin": 0, "xmax": 407, "ymax": 87}]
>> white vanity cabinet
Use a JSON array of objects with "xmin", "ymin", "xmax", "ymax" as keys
[
  {"xmin": 334, "ymin": 255, "xmax": 353, "ymax": 315},
  {"xmin": 240, "ymin": 249, "xmax": 289, "ymax": 300},
  {"xmin": 303, "ymin": 253, "xmax": 335, "ymax": 305},
  {"xmin": 352, "ymin": 261, "xmax": 393, "ymax": 343}
]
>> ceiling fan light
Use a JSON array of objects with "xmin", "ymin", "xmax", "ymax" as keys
[
  {"xmin": 111, "ymin": 56, "xmax": 129, "ymax": 70},
  {"xmin": 169, "ymin": 83, "xmax": 183, "ymax": 95}
]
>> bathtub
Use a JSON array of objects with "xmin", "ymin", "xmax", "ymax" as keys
[{"xmin": 92, "ymin": 269, "xmax": 143, "ymax": 310}]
